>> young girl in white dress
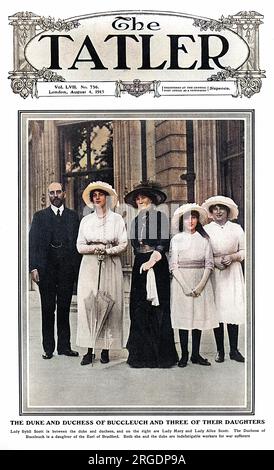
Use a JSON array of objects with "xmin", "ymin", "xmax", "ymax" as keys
[
  {"xmin": 202, "ymin": 196, "xmax": 245, "ymax": 363},
  {"xmin": 170, "ymin": 204, "xmax": 218, "ymax": 367}
]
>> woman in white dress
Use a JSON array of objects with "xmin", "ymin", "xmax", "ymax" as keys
[
  {"xmin": 170, "ymin": 204, "xmax": 218, "ymax": 367},
  {"xmin": 76, "ymin": 181, "xmax": 127, "ymax": 366},
  {"xmin": 202, "ymin": 196, "xmax": 245, "ymax": 363}
]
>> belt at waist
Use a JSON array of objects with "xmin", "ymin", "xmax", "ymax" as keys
[
  {"xmin": 177, "ymin": 261, "xmax": 205, "ymax": 269},
  {"xmin": 136, "ymin": 245, "xmax": 154, "ymax": 254},
  {"xmin": 49, "ymin": 242, "xmax": 69, "ymax": 250}
]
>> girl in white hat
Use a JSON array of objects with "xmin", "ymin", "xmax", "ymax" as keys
[
  {"xmin": 202, "ymin": 196, "xmax": 245, "ymax": 363},
  {"xmin": 76, "ymin": 181, "xmax": 127, "ymax": 366},
  {"xmin": 169, "ymin": 204, "xmax": 219, "ymax": 367}
]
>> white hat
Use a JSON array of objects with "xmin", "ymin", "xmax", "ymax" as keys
[
  {"xmin": 172, "ymin": 203, "xmax": 208, "ymax": 233},
  {"xmin": 82, "ymin": 181, "xmax": 118, "ymax": 209},
  {"xmin": 202, "ymin": 195, "xmax": 238, "ymax": 220}
]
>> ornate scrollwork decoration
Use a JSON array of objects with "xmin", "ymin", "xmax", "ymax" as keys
[
  {"xmin": 238, "ymin": 75, "xmax": 262, "ymax": 98},
  {"xmin": 37, "ymin": 16, "xmax": 80, "ymax": 32},
  {"xmin": 35, "ymin": 68, "xmax": 65, "ymax": 82},
  {"xmin": 115, "ymin": 79, "xmax": 160, "ymax": 98},
  {"xmin": 207, "ymin": 67, "xmax": 262, "ymax": 98},
  {"xmin": 207, "ymin": 67, "xmax": 237, "ymax": 81},
  {"xmin": 9, "ymin": 11, "xmax": 40, "ymax": 44},
  {"xmin": 10, "ymin": 68, "xmax": 66, "ymax": 99},
  {"xmin": 193, "ymin": 15, "xmax": 235, "ymax": 32},
  {"xmin": 10, "ymin": 73, "xmax": 36, "ymax": 99}
]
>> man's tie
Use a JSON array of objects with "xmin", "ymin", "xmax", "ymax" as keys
[{"xmin": 56, "ymin": 209, "xmax": 61, "ymax": 217}]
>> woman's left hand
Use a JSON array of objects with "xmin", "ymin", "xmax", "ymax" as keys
[
  {"xmin": 94, "ymin": 246, "xmax": 106, "ymax": 255},
  {"xmin": 192, "ymin": 287, "xmax": 202, "ymax": 297}
]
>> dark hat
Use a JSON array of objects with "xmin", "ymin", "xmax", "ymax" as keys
[{"xmin": 124, "ymin": 181, "xmax": 167, "ymax": 208}]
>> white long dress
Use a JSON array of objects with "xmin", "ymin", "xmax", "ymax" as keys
[
  {"xmin": 204, "ymin": 221, "xmax": 245, "ymax": 325},
  {"xmin": 169, "ymin": 231, "xmax": 218, "ymax": 330},
  {"xmin": 76, "ymin": 210, "xmax": 127, "ymax": 349}
]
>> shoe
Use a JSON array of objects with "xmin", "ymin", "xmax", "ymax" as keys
[
  {"xmin": 80, "ymin": 352, "xmax": 93, "ymax": 366},
  {"xmin": 215, "ymin": 351, "xmax": 225, "ymax": 363},
  {"xmin": 100, "ymin": 349, "xmax": 109, "ymax": 364},
  {"xmin": 42, "ymin": 352, "xmax": 53, "ymax": 359},
  {"xmin": 191, "ymin": 355, "xmax": 211, "ymax": 366},
  {"xmin": 178, "ymin": 353, "xmax": 189, "ymax": 368},
  {"xmin": 58, "ymin": 349, "xmax": 79, "ymax": 357},
  {"xmin": 229, "ymin": 350, "xmax": 245, "ymax": 363},
  {"xmin": 178, "ymin": 357, "xmax": 188, "ymax": 368}
]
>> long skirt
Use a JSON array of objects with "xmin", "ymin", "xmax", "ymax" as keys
[
  {"xmin": 127, "ymin": 253, "xmax": 178, "ymax": 368},
  {"xmin": 211, "ymin": 262, "xmax": 245, "ymax": 325},
  {"xmin": 171, "ymin": 267, "xmax": 219, "ymax": 330},
  {"xmin": 76, "ymin": 254, "xmax": 123, "ymax": 350}
]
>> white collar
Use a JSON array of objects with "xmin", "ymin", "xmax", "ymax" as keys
[{"xmin": 51, "ymin": 204, "xmax": 64, "ymax": 215}]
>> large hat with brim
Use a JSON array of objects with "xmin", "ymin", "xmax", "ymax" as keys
[
  {"xmin": 172, "ymin": 203, "xmax": 208, "ymax": 231},
  {"xmin": 202, "ymin": 195, "xmax": 238, "ymax": 220},
  {"xmin": 124, "ymin": 181, "xmax": 167, "ymax": 208},
  {"xmin": 82, "ymin": 181, "xmax": 118, "ymax": 209}
]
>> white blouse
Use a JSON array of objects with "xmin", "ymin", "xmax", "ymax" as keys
[
  {"xmin": 169, "ymin": 231, "xmax": 214, "ymax": 271},
  {"xmin": 204, "ymin": 221, "xmax": 245, "ymax": 260},
  {"xmin": 77, "ymin": 209, "xmax": 127, "ymax": 255}
]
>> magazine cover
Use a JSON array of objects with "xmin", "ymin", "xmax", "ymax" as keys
[{"xmin": 1, "ymin": 0, "xmax": 273, "ymax": 459}]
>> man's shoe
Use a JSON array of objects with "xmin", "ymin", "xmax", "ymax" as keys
[
  {"xmin": 191, "ymin": 355, "xmax": 211, "ymax": 366},
  {"xmin": 58, "ymin": 349, "xmax": 79, "ymax": 357},
  {"xmin": 215, "ymin": 351, "xmax": 225, "ymax": 363},
  {"xmin": 229, "ymin": 350, "xmax": 245, "ymax": 363},
  {"xmin": 100, "ymin": 349, "xmax": 109, "ymax": 364},
  {"xmin": 42, "ymin": 353, "xmax": 53, "ymax": 359}
]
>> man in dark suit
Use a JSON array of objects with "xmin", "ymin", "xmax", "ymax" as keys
[{"xmin": 29, "ymin": 182, "xmax": 81, "ymax": 359}]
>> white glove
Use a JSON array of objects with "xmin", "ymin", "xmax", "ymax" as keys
[
  {"xmin": 192, "ymin": 268, "xmax": 211, "ymax": 297},
  {"xmin": 172, "ymin": 269, "xmax": 193, "ymax": 296},
  {"xmin": 214, "ymin": 256, "xmax": 227, "ymax": 270},
  {"xmin": 140, "ymin": 251, "xmax": 162, "ymax": 273},
  {"xmin": 221, "ymin": 252, "xmax": 243, "ymax": 266}
]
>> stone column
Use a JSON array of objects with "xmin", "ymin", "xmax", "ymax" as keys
[
  {"xmin": 29, "ymin": 120, "xmax": 59, "ymax": 221},
  {"xmin": 193, "ymin": 121, "xmax": 218, "ymax": 205},
  {"xmin": 155, "ymin": 120, "xmax": 188, "ymax": 205},
  {"xmin": 113, "ymin": 120, "xmax": 143, "ymax": 346}
]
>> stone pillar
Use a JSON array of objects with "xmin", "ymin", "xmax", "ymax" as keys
[
  {"xmin": 113, "ymin": 120, "xmax": 142, "ymax": 270},
  {"xmin": 113, "ymin": 120, "xmax": 143, "ymax": 346},
  {"xmin": 155, "ymin": 120, "xmax": 188, "ymax": 205},
  {"xmin": 29, "ymin": 120, "xmax": 59, "ymax": 222},
  {"xmin": 193, "ymin": 121, "xmax": 218, "ymax": 205}
]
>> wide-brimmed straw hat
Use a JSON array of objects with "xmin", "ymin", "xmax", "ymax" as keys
[
  {"xmin": 172, "ymin": 203, "xmax": 208, "ymax": 230},
  {"xmin": 202, "ymin": 195, "xmax": 238, "ymax": 220},
  {"xmin": 124, "ymin": 181, "xmax": 167, "ymax": 208},
  {"xmin": 82, "ymin": 181, "xmax": 118, "ymax": 209}
]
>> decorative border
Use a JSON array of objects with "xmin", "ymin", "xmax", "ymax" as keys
[{"xmin": 8, "ymin": 11, "xmax": 265, "ymax": 99}]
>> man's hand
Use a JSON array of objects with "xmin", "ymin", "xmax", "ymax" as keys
[{"xmin": 31, "ymin": 269, "xmax": 40, "ymax": 284}]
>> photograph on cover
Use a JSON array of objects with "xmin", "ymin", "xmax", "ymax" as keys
[{"xmin": 19, "ymin": 110, "xmax": 253, "ymax": 414}]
